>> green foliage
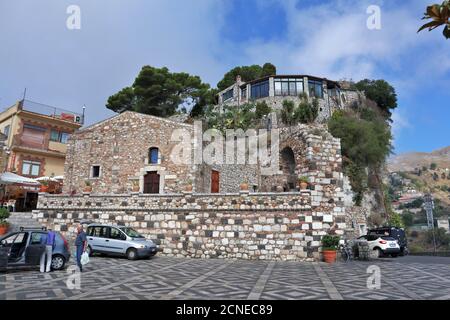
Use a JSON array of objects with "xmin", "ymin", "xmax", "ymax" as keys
[
  {"xmin": 388, "ymin": 212, "xmax": 404, "ymax": 228},
  {"xmin": 280, "ymin": 96, "xmax": 319, "ymax": 126},
  {"xmin": 255, "ymin": 101, "xmax": 272, "ymax": 120},
  {"xmin": 106, "ymin": 65, "xmax": 212, "ymax": 117},
  {"xmin": 328, "ymin": 109, "xmax": 392, "ymax": 204},
  {"xmin": 297, "ymin": 98, "xmax": 319, "ymax": 124},
  {"xmin": 399, "ymin": 198, "xmax": 424, "ymax": 209},
  {"xmin": 355, "ymin": 79, "xmax": 398, "ymax": 119},
  {"xmin": 280, "ymin": 100, "xmax": 297, "ymax": 126},
  {"xmin": 321, "ymin": 235, "xmax": 340, "ymax": 250},
  {"xmin": 430, "ymin": 162, "xmax": 438, "ymax": 170},
  {"xmin": 205, "ymin": 103, "xmax": 258, "ymax": 132},
  {"xmin": 418, "ymin": 2, "xmax": 450, "ymax": 39},
  {"xmin": 0, "ymin": 207, "xmax": 10, "ymax": 225},
  {"xmin": 217, "ymin": 63, "xmax": 276, "ymax": 91},
  {"xmin": 401, "ymin": 212, "xmax": 414, "ymax": 227},
  {"xmin": 426, "ymin": 228, "xmax": 450, "ymax": 248}
]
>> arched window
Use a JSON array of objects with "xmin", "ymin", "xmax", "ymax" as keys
[{"xmin": 149, "ymin": 147, "xmax": 159, "ymax": 164}]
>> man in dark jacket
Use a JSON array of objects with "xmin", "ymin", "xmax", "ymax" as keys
[{"xmin": 75, "ymin": 225, "xmax": 87, "ymax": 272}]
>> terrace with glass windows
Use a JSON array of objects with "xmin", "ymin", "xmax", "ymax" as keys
[{"xmin": 217, "ymin": 75, "xmax": 347, "ymax": 113}]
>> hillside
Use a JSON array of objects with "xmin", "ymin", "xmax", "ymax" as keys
[
  {"xmin": 388, "ymin": 146, "xmax": 450, "ymax": 207},
  {"xmin": 388, "ymin": 146, "xmax": 450, "ymax": 172}
]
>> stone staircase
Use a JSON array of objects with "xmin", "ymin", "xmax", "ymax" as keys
[{"xmin": 7, "ymin": 212, "xmax": 43, "ymax": 232}]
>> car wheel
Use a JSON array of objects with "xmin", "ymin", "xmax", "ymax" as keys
[
  {"xmin": 51, "ymin": 255, "xmax": 66, "ymax": 271},
  {"xmin": 375, "ymin": 248, "xmax": 383, "ymax": 258},
  {"xmin": 86, "ymin": 245, "xmax": 94, "ymax": 257},
  {"xmin": 126, "ymin": 248, "xmax": 138, "ymax": 260}
]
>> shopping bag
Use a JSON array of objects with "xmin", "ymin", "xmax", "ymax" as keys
[{"xmin": 80, "ymin": 251, "xmax": 89, "ymax": 265}]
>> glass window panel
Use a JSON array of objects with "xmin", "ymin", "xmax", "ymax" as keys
[
  {"xmin": 296, "ymin": 81, "xmax": 304, "ymax": 93},
  {"xmin": 289, "ymin": 82, "xmax": 296, "ymax": 95},
  {"xmin": 60, "ymin": 132, "xmax": 70, "ymax": 144},
  {"xmin": 22, "ymin": 162, "xmax": 31, "ymax": 175},
  {"xmin": 274, "ymin": 82, "xmax": 282, "ymax": 96},
  {"xmin": 50, "ymin": 130, "xmax": 60, "ymax": 142},
  {"xmin": 31, "ymin": 164, "xmax": 40, "ymax": 176}
]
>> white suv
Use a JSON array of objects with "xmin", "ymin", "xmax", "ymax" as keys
[{"xmin": 358, "ymin": 234, "xmax": 401, "ymax": 258}]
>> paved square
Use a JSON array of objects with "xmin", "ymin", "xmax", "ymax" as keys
[{"xmin": 1, "ymin": 255, "xmax": 449, "ymax": 300}]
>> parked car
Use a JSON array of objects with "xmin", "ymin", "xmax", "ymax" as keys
[
  {"xmin": 86, "ymin": 224, "xmax": 157, "ymax": 260},
  {"xmin": 368, "ymin": 227, "xmax": 408, "ymax": 256},
  {"xmin": 357, "ymin": 234, "xmax": 401, "ymax": 258},
  {"xmin": 0, "ymin": 227, "xmax": 70, "ymax": 271}
]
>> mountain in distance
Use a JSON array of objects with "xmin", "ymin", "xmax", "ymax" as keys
[{"xmin": 388, "ymin": 146, "xmax": 450, "ymax": 172}]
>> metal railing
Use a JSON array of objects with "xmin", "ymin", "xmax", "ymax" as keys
[{"xmin": 19, "ymin": 99, "xmax": 84, "ymax": 125}]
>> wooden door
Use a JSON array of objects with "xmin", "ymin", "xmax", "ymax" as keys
[
  {"xmin": 211, "ymin": 170, "xmax": 219, "ymax": 193},
  {"xmin": 144, "ymin": 171, "xmax": 160, "ymax": 194}
]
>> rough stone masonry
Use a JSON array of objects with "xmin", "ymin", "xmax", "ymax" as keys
[{"xmin": 34, "ymin": 189, "xmax": 347, "ymax": 261}]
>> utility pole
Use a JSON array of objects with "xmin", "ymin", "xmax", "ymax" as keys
[{"xmin": 423, "ymin": 193, "xmax": 437, "ymax": 254}]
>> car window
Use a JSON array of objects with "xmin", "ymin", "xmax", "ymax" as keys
[
  {"xmin": 110, "ymin": 228, "xmax": 126, "ymax": 240},
  {"xmin": 367, "ymin": 235, "xmax": 379, "ymax": 241},
  {"xmin": 381, "ymin": 236, "xmax": 396, "ymax": 241},
  {"xmin": 92, "ymin": 226, "xmax": 107, "ymax": 238},
  {"xmin": 31, "ymin": 232, "xmax": 46, "ymax": 245},
  {"xmin": 358, "ymin": 235, "xmax": 367, "ymax": 240},
  {"xmin": 1, "ymin": 233, "xmax": 19, "ymax": 245},
  {"xmin": 120, "ymin": 227, "xmax": 144, "ymax": 238}
]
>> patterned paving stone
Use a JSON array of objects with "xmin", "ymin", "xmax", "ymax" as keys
[{"xmin": 1, "ymin": 256, "xmax": 449, "ymax": 300}]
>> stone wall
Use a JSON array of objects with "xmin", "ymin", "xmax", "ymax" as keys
[
  {"xmin": 63, "ymin": 111, "xmax": 197, "ymax": 194},
  {"xmin": 34, "ymin": 190, "xmax": 348, "ymax": 261}
]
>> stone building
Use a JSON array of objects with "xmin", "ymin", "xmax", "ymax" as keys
[
  {"xmin": 217, "ymin": 74, "xmax": 362, "ymax": 123},
  {"xmin": 64, "ymin": 110, "xmax": 346, "ymax": 198},
  {"xmin": 38, "ymin": 108, "xmax": 367, "ymax": 261}
]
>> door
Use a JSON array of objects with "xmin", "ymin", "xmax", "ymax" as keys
[
  {"xmin": 107, "ymin": 227, "xmax": 128, "ymax": 254},
  {"xmin": 144, "ymin": 171, "xmax": 160, "ymax": 194},
  {"xmin": 0, "ymin": 232, "xmax": 31, "ymax": 264},
  {"xmin": 211, "ymin": 170, "xmax": 220, "ymax": 193},
  {"xmin": 87, "ymin": 226, "xmax": 108, "ymax": 252}
]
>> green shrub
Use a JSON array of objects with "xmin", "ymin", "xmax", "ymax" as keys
[
  {"xmin": 321, "ymin": 235, "xmax": 340, "ymax": 250},
  {"xmin": 0, "ymin": 207, "xmax": 10, "ymax": 226}
]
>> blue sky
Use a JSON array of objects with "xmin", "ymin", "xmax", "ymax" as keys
[{"xmin": 0, "ymin": 0, "xmax": 449, "ymax": 154}]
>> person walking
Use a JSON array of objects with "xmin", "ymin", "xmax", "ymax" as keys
[
  {"xmin": 75, "ymin": 225, "xmax": 87, "ymax": 272},
  {"xmin": 40, "ymin": 229, "xmax": 56, "ymax": 273}
]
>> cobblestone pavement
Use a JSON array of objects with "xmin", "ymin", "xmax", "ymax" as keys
[{"xmin": 1, "ymin": 255, "xmax": 450, "ymax": 300}]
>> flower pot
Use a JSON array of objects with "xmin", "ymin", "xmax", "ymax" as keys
[
  {"xmin": 299, "ymin": 182, "xmax": 308, "ymax": 190},
  {"xmin": 240, "ymin": 183, "xmax": 249, "ymax": 191},
  {"xmin": 322, "ymin": 250, "xmax": 337, "ymax": 263},
  {"xmin": 0, "ymin": 225, "xmax": 8, "ymax": 235},
  {"xmin": 40, "ymin": 185, "xmax": 49, "ymax": 193},
  {"xmin": 132, "ymin": 185, "xmax": 140, "ymax": 192},
  {"xmin": 185, "ymin": 184, "xmax": 193, "ymax": 192},
  {"xmin": 83, "ymin": 186, "xmax": 92, "ymax": 193}
]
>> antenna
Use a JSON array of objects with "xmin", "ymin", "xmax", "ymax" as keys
[{"xmin": 22, "ymin": 88, "xmax": 27, "ymax": 101}]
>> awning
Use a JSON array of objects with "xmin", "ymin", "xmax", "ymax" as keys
[
  {"xmin": 0, "ymin": 172, "xmax": 40, "ymax": 185},
  {"xmin": 36, "ymin": 176, "xmax": 59, "ymax": 182}
]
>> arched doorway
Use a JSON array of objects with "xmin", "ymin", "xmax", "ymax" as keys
[{"xmin": 280, "ymin": 147, "xmax": 297, "ymax": 191}]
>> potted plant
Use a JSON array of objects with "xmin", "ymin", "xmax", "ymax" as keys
[
  {"xmin": 132, "ymin": 180, "xmax": 140, "ymax": 192},
  {"xmin": 185, "ymin": 179, "xmax": 193, "ymax": 192},
  {"xmin": 240, "ymin": 179, "xmax": 249, "ymax": 191},
  {"xmin": 321, "ymin": 235, "xmax": 340, "ymax": 263},
  {"xmin": 298, "ymin": 176, "xmax": 309, "ymax": 190},
  {"xmin": 83, "ymin": 180, "xmax": 92, "ymax": 193},
  {"xmin": 40, "ymin": 180, "xmax": 49, "ymax": 193},
  {"xmin": 0, "ymin": 207, "xmax": 10, "ymax": 235}
]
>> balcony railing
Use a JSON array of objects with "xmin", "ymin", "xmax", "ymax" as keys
[{"xmin": 19, "ymin": 99, "xmax": 84, "ymax": 125}]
